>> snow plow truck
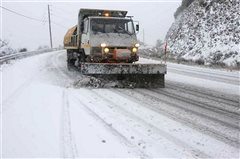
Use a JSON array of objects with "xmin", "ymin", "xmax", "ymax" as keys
[{"xmin": 64, "ymin": 8, "xmax": 166, "ymax": 87}]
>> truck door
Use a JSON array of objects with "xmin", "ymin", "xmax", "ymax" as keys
[{"xmin": 81, "ymin": 19, "xmax": 90, "ymax": 55}]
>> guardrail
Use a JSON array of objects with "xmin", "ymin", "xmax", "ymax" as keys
[{"xmin": 0, "ymin": 48, "xmax": 59, "ymax": 64}]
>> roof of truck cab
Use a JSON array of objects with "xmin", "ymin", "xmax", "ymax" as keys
[
  {"xmin": 88, "ymin": 16, "xmax": 132, "ymax": 20},
  {"xmin": 78, "ymin": 8, "xmax": 128, "ymax": 18}
]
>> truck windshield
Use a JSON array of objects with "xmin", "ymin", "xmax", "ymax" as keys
[{"xmin": 91, "ymin": 18, "xmax": 135, "ymax": 35}]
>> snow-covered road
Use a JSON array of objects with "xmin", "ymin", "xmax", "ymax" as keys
[{"xmin": 1, "ymin": 50, "xmax": 239, "ymax": 158}]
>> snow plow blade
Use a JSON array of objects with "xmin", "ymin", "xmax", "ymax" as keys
[
  {"xmin": 81, "ymin": 63, "xmax": 166, "ymax": 74},
  {"xmin": 80, "ymin": 63, "xmax": 166, "ymax": 88}
]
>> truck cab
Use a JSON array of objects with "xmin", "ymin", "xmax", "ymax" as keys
[{"xmin": 82, "ymin": 16, "xmax": 139, "ymax": 63}]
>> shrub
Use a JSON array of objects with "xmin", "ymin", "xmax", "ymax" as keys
[
  {"xmin": 19, "ymin": 48, "xmax": 27, "ymax": 52},
  {"xmin": 195, "ymin": 59, "xmax": 205, "ymax": 65}
]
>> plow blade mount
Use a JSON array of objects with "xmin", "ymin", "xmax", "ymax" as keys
[{"xmin": 80, "ymin": 63, "xmax": 167, "ymax": 88}]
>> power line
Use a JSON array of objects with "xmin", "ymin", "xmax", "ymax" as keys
[
  {"xmin": 0, "ymin": 5, "xmax": 67, "ymax": 29},
  {"xmin": 51, "ymin": 7, "xmax": 75, "ymax": 26},
  {"xmin": 51, "ymin": 6, "xmax": 77, "ymax": 21},
  {"xmin": 40, "ymin": 11, "xmax": 48, "ymax": 25},
  {"xmin": 51, "ymin": 21, "xmax": 68, "ymax": 29},
  {"xmin": 0, "ymin": 5, "xmax": 43, "ymax": 22},
  {"xmin": 52, "ymin": 13, "xmax": 70, "ymax": 21},
  {"xmin": 1, "ymin": 5, "xmax": 68, "ymax": 48}
]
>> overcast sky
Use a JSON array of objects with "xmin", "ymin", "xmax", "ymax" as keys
[{"xmin": 1, "ymin": 0, "xmax": 181, "ymax": 50}]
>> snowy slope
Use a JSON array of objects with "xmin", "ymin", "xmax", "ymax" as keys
[
  {"xmin": 1, "ymin": 50, "xmax": 239, "ymax": 158},
  {"xmin": 165, "ymin": 0, "xmax": 240, "ymax": 67}
]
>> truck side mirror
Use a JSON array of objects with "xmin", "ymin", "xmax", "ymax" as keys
[{"xmin": 136, "ymin": 24, "xmax": 139, "ymax": 31}]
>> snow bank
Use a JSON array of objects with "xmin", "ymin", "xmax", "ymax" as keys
[{"xmin": 165, "ymin": 0, "xmax": 240, "ymax": 67}]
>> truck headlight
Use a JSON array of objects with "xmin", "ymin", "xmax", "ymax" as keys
[
  {"xmin": 132, "ymin": 47, "xmax": 138, "ymax": 53},
  {"xmin": 101, "ymin": 43, "xmax": 107, "ymax": 47},
  {"xmin": 135, "ymin": 43, "xmax": 140, "ymax": 47},
  {"xmin": 104, "ymin": 48, "xmax": 109, "ymax": 53}
]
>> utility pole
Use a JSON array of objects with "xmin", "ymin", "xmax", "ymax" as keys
[{"xmin": 48, "ymin": 4, "xmax": 53, "ymax": 48}]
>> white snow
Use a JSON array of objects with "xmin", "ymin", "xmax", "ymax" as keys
[
  {"xmin": 166, "ymin": 62, "xmax": 239, "ymax": 96},
  {"xmin": 1, "ymin": 50, "xmax": 239, "ymax": 158}
]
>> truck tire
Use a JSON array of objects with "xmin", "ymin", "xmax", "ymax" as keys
[
  {"xmin": 67, "ymin": 49, "xmax": 75, "ymax": 71},
  {"xmin": 67, "ymin": 59, "xmax": 75, "ymax": 71},
  {"xmin": 79, "ymin": 49, "xmax": 86, "ymax": 62}
]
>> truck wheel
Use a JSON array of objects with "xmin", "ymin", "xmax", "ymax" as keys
[
  {"xmin": 67, "ymin": 59, "xmax": 75, "ymax": 71},
  {"xmin": 80, "ymin": 53, "xmax": 86, "ymax": 62},
  {"xmin": 74, "ymin": 52, "xmax": 86, "ymax": 71}
]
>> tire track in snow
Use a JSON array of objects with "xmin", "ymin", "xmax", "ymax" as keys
[
  {"xmin": 149, "ymin": 89, "xmax": 240, "ymax": 123},
  {"xmin": 159, "ymin": 85, "xmax": 239, "ymax": 114},
  {"xmin": 165, "ymin": 82, "xmax": 239, "ymax": 108},
  {"xmin": 139, "ymin": 89, "xmax": 239, "ymax": 130},
  {"xmin": 62, "ymin": 89, "xmax": 78, "ymax": 158},
  {"xmin": 74, "ymin": 89, "xmax": 210, "ymax": 158},
  {"xmin": 70, "ymin": 92, "xmax": 150, "ymax": 158},
  {"xmin": 114, "ymin": 89, "xmax": 240, "ymax": 149}
]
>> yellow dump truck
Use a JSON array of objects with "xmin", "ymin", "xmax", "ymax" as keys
[{"xmin": 64, "ymin": 8, "xmax": 166, "ymax": 87}]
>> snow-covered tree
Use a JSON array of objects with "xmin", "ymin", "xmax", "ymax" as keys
[{"xmin": 0, "ymin": 39, "xmax": 16, "ymax": 57}]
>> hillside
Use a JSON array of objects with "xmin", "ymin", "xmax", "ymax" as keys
[{"xmin": 165, "ymin": 0, "xmax": 240, "ymax": 67}]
